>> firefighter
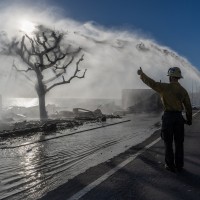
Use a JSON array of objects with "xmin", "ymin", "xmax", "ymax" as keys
[{"xmin": 137, "ymin": 67, "xmax": 192, "ymax": 172}]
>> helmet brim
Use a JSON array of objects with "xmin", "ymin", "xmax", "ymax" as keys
[{"xmin": 167, "ymin": 74, "xmax": 183, "ymax": 78}]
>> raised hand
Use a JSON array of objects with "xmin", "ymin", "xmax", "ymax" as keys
[{"xmin": 137, "ymin": 67, "xmax": 143, "ymax": 75}]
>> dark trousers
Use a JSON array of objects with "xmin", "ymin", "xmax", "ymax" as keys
[{"xmin": 161, "ymin": 112, "xmax": 185, "ymax": 169}]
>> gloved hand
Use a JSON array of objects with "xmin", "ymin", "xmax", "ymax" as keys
[
  {"xmin": 186, "ymin": 120, "xmax": 192, "ymax": 126},
  {"xmin": 137, "ymin": 67, "xmax": 143, "ymax": 75}
]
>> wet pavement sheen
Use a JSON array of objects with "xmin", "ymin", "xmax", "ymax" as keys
[{"xmin": 0, "ymin": 114, "xmax": 161, "ymax": 200}]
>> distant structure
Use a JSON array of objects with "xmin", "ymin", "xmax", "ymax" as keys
[
  {"xmin": 122, "ymin": 89, "xmax": 154, "ymax": 109},
  {"xmin": 121, "ymin": 89, "xmax": 162, "ymax": 113}
]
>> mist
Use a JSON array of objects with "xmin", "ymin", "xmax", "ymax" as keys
[{"xmin": 0, "ymin": 2, "xmax": 200, "ymax": 99}]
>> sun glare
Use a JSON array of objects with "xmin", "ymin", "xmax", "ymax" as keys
[{"xmin": 20, "ymin": 20, "xmax": 36, "ymax": 34}]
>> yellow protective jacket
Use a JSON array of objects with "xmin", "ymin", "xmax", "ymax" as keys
[{"xmin": 140, "ymin": 72, "xmax": 192, "ymax": 122}]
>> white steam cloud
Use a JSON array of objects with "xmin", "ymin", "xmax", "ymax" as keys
[{"xmin": 0, "ymin": 3, "xmax": 200, "ymax": 99}]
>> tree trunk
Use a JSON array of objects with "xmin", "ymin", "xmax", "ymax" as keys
[
  {"xmin": 35, "ymin": 68, "xmax": 48, "ymax": 121},
  {"xmin": 38, "ymin": 93, "xmax": 48, "ymax": 121}
]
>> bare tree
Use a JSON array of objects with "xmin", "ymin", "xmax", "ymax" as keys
[{"xmin": 8, "ymin": 26, "xmax": 87, "ymax": 120}]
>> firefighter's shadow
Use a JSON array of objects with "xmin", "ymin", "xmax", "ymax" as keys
[
  {"xmin": 98, "ymin": 153, "xmax": 200, "ymax": 200},
  {"xmin": 137, "ymin": 154, "xmax": 200, "ymax": 199},
  {"xmin": 177, "ymin": 169, "xmax": 200, "ymax": 189}
]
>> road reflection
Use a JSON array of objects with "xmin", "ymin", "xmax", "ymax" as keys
[{"xmin": 0, "ymin": 114, "xmax": 161, "ymax": 200}]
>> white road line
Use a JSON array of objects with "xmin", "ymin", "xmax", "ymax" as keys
[
  {"xmin": 67, "ymin": 111, "xmax": 200, "ymax": 200},
  {"xmin": 67, "ymin": 138, "xmax": 160, "ymax": 200},
  {"xmin": 192, "ymin": 110, "xmax": 200, "ymax": 117}
]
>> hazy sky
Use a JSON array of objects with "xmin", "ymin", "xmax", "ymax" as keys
[{"xmin": 0, "ymin": 0, "xmax": 200, "ymax": 98}]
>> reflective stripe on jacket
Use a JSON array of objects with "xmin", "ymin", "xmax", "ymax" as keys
[{"xmin": 140, "ymin": 72, "xmax": 192, "ymax": 122}]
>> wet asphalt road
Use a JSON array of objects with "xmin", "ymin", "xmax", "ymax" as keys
[
  {"xmin": 0, "ymin": 113, "xmax": 161, "ymax": 200},
  {"xmin": 41, "ymin": 111, "xmax": 200, "ymax": 200}
]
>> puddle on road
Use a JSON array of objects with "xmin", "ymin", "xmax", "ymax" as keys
[{"xmin": 0, "ymin": 113, "xmax": 161, "ymax": 200}]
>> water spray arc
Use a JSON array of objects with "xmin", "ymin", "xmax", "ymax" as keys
[{"xmin": 0, "ymin": 5, "xmax": 200, "ymax": 104}]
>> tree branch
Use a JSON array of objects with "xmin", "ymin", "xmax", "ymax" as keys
[
  {"xmin": 12, "ymin": 61, "xmax": 34, "ymax": 85},
  {"xmin": 46, "ymin": 54, "xmax": 86, "ymax": 92},
  {"xmin": 41, "ymin": 47, "xmax": 81, "ymax": 71},
  {"xmin": 38, "ymin": 31, "xmax": 63, "ymax": 56},
  {"xmin": 12, "ymin": 61, "xmax": 33, "ymax": 72},
  {"xmin": 25, "ymin": 34, "xmax": 37, "ymax": 55},
  {"xmin": 43, "ymin": 56, "xmax": 75, "ymax": 84}
]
